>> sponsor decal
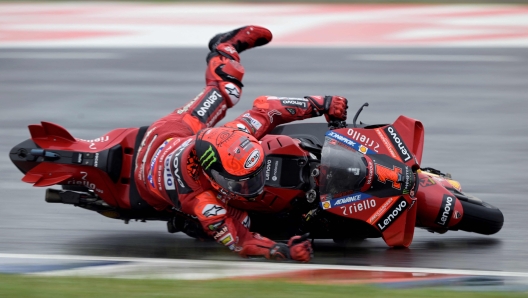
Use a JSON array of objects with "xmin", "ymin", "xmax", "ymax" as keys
[
  {"xmin": 271, "ymin": 160, "xmax": 280, "ymax": 182},
  {"xmin": 242, "ymin": 216, "xmax": 250, "ymax": 228},
  {"xmin": 67, "ymin": 171, "xmax": 104, "ymax": 194},
  {"xmin": 326, "ymin": 131, "xmax": 356, "ymax": 150},
  {"xmin": 375, "ymin": 196, "xmax": 407, "ymax": 231},
  {"xmin": 242, "ymin": 113, "xmax": 262, "ymax": 130},
  {"xmin": 208, "ymin": 221, "xmax": 224, "ymax": 231},
  {"xmin": 192, "ymin": 90, "xmax": 223, "ymax": 123},
  {"xmin": 265, "ymin": 159, "xmax": 271, "ymax": 181},
  {"xmin": 77, "ymin": 135, "xmax": 110, "ymax": 150},
  {"xmin": 383, "ymin": 126, "xmax": 412, "ymax": 162},
  {"xmin": 264, "ymin": 157, "xmax": 282, "ymax": 184},
  {"xmin": 264, "ymin": 159, "xmax": 272, "ymax": 181},
  {"xmin": 340, "ymin": 199, "xmax": 377, "ymax": 216},
  {"xmin": 224, "ymin": 83, "xmax": 240, "ymax": 105},
  {"xmin": 375, "ymin": 129, "xmax": 399, "ymax": 160},
  {"xmin": 236, "ymin": 123, "xmax": 251, "ymax": 134},
  {"xmin": 202, "ymin": 204, "xmax": 226, "ymax": 217},
  {"xmin": 244, "ymin": 149, "xmax": 260, "ymax": 169},
  {"xmin": 213, "ymin": 226, "xmax": 228, "ymax": 240},
  {"xmin": 419, "ymin": 176, "xmax": 436, "ymax": 187},
  {"xmin": 358, "ymin": 145, "xmax": 368, "ymax": 154},
  {"xmin": 219, "ymin": 234, "xmax": 234, "ymax": 246},
  {"xmin": 319, "ymin": 192, "xmax": 372, "ymax": 210},
  {"xmin": 322, "ymin": 201, "xmax": 331, "ymax": 210},
  {"xmin": 163, "ymin": 152, "xmax": 175, "ymax": 190},
  {"xmin": 177, "ymin": 90, "xmax": 203, "ymax": 114},
  {"xmin": 281, "ymin": 99, "xmax": 308, "ymax": 109},
  {"xmin": 206, "ymin": 104, "xmax": 227, "ymax": 127},
  {"xmin": 135, "ymin": 127, "xmax": 156, "ymax": 178},
  {"xmin": 200, "ymin": 145, "xmax": 217, "ymax": 170},
  {"xmin": 285, "ymin": 108, "xmax": 296, "ymax": 115},
  {"xmin": 375, "ymin": 163, "xmax": 402, "ymax": 190},
  {"xmin": 402, "ymin": 166, "xmax": 413, "ymax": 194},
  {"xmin": 268, "ymin": 110, "xmax": 282, "ymax": 123},
  {"xmin": 171, "ymin": 138, "xmax": 193, "ymax": 193},
  {"xmin": 240, "ymin": 138, "xmax": 250, "ymax": 149},
  {"xmin": 332, "ymin": 193, "xmax": 371, "ymax": 207},
  {"xmin": 347, "ymin": 128, "xmax": 380, "ymax": 153},
  {"xmin": 454, "ymin": 210, "xmax": 461, "ymax": 219},
  {"xmin": 365, "ymin": 159, "xmax": 374, "ymax": 187},
  {"xmin": 94, "ymin": 153, "xmax": 99, "ymax": 167},
  {"xmin": 139, "ymin": 134, "xmax": 158, "ymax": 182},
  {"xmin": 148, "ymin": 139, "xmax": 171, "ymax": 188},
  {"xmin": 368, "ymin": 197, "xmax": 394, "ymax": 224},
  {"xmin": 435, "ymin": 194, "xmax": 455, "ymax": 227}
]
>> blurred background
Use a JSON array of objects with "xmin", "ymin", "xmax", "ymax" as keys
[{"xmin": 1, "ymin": 0, "xmax": 528, "ymax": 279}]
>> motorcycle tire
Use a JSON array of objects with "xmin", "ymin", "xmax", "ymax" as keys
[{"xmin": 452, "ymin": 198, "xmax": 504, "ymax": 235}]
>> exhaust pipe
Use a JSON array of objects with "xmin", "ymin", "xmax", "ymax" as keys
[{"xmin": 45, "ymin": 188, "xmax": 81, "ymax": 204}]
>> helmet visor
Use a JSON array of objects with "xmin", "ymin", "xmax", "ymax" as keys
[{"xmin": 211, "ymin": 165, "xmax": 265, "ymax": 198}]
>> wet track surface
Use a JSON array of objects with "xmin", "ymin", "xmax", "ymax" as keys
[{"xmin": 1, "ymin": 48, "xmax": 527, "ymax": 272}]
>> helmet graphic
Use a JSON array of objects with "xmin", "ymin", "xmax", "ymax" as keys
[{"xmin": 195, "ymin": 127, "xmax": 265, "ymax": 198}]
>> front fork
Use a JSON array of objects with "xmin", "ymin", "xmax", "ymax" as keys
[{"xmin": 414, "ymin": 171, "xmax": 464, "ymax": 232}]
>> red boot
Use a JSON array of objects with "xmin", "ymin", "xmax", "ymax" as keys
[{"xmin": 208, "ymin": 25, "xmax": 272, "ymax": 53}]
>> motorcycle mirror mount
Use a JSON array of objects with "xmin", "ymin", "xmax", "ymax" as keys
[{"xmin": 352, "ymin": 102, "xmax": 369, "ymax": 128}]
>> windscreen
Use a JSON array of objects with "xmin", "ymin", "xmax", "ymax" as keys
[{"xmin": 319, "ymin": 138, "xmax": 367, "ymax": 198}]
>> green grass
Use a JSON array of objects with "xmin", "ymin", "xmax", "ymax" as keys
[{"xmin": 0, "ymin": 275, "xmax": 526, "ymax": 298}]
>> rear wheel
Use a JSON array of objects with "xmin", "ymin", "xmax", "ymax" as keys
[{"xmin": 451, "ymin": 195, "xmax": 504, "ymax": 235}]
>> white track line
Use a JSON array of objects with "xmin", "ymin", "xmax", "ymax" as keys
[
  {"xmin": 348, "ymin": 54, "xmax": 521, "ymax": 62},
  {"xmin": 1, "ymin": 253, "xmax": 528, "ymax": 278}
]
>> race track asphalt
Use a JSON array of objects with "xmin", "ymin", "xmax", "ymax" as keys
[{"xmin": 1, "ymin": 47, "xmax": 527, "ymax": 272}]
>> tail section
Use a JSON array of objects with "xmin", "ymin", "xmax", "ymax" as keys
[
  {"xmin": 28, "ymin": 121, "xmax": 76, "ymax": 145},
  {"xmin": 10, "ymin": 121, "xmax": 142, "ymax": 209}
]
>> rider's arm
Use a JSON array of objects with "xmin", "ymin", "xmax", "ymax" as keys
[
  {"xmin": 177, "ymin": 45, "xmax": 245, "ymax": 133},
  {"xmin": 223, "ymin": 95, "xmax": 348, "ymax": 140}
]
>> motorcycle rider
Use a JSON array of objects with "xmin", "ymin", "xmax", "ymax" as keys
[{"xmin": 134, "ymin": 26, "xmax": 348, "ymax": 262}]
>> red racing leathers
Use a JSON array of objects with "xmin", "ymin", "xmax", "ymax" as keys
[{"xmin": 134, "ymin": 43, "xmax": 345, "ymax": 261}]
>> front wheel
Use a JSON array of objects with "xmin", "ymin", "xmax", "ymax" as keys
[{"xmin": 451, "ymin": 197, "xmax": 504, "ymax": 235}]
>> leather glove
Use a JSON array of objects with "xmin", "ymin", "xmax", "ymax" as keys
[
  {"xmin": 305, "ymin": 95, "xmax": 348, "ymax": 122},
  {"xmin": 268, "ymin": 234, "xmax": 313, "ymax": 262},
  {"xmin": 287, "ymin": 233, "xmax": 313, "ymax": 262}
]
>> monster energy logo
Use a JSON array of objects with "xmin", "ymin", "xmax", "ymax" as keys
[{"xmin": 200, "ymin": 145, "xmax": 217, "ymax": 170}]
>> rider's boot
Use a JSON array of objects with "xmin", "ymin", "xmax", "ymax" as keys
[{"xmin": 208, "ymin": 25, "xmax": 272, "ymax": 54}]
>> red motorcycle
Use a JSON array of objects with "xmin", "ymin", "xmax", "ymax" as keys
[{"xmin": 9, "ymin": 103, "xmax": 504, "ymax": 248}]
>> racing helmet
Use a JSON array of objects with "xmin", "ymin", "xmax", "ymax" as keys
[{"xmin": 195, "ymin": 127, "xmax": 265, "ymax": 198}]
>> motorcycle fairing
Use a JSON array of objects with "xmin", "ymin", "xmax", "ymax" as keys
[
  {"xmin": 415, "ymin": 172, "xmax": 464, "ymax": 230},
  {"xmin": 11, "ymin": 121, "xmax": 140, "ymax": 209},
  {"xmin": 331, "ymin": 115, "xmax": 424, "ymax": 168},
  {"xmin": 320, "ymin": 121, "xmax": 421, "ymax": 247}
]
